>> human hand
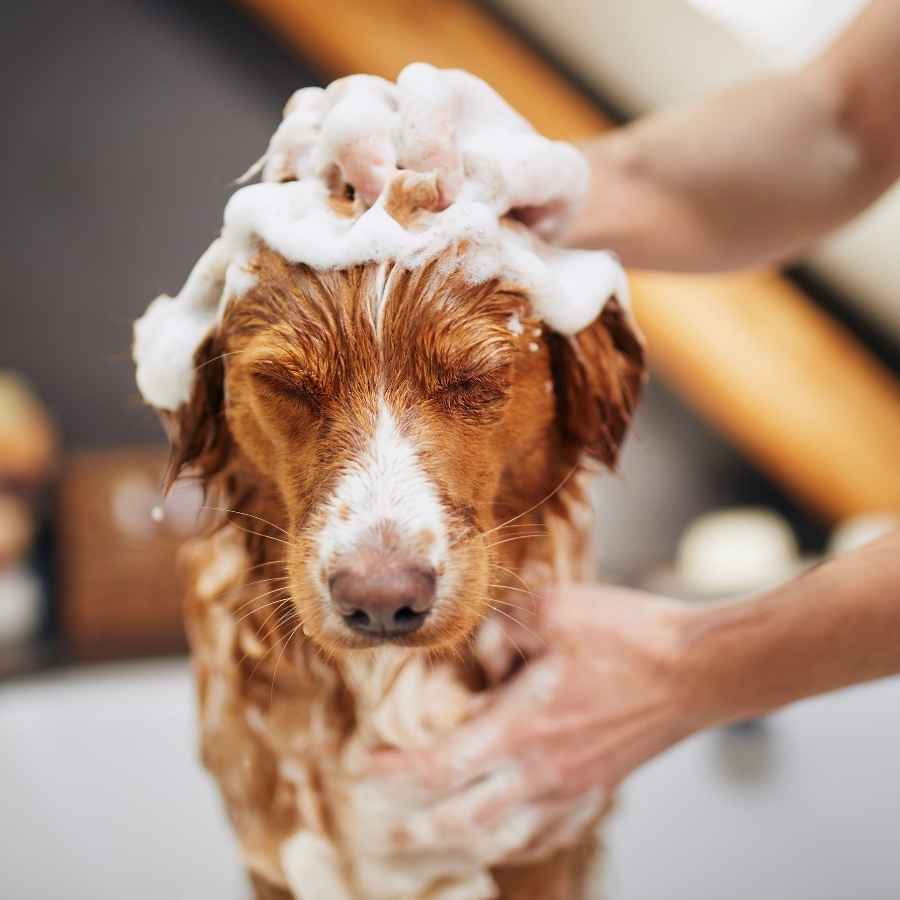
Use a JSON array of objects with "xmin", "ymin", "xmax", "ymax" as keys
[
  {"xmin": 562, "ymin": 130, "xmax": 718, "ymax": 271},
  {"xmin": 373, "ymin": 584, "xmax": 709, "ymax": 863},
  {"xmin": 559, "ymin": 131, "xmax": 662, "ymax": 266}
]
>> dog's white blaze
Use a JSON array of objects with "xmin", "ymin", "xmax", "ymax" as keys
[{"xmin": 317, "ymin": 400, "xmax": 448, "ymax": 577}]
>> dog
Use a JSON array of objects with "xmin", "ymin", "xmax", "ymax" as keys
[{"xmin": 134, "ymin": 65, "xmax": 645, "ymax": 899}]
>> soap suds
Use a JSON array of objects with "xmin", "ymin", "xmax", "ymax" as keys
[
  {"xmin": 506, "ymin": 312, "xmax": 524, "ymax": 335},
  {"xmin": 134, "ymin": 63, "xmax": 629, "ymax": 411},
  {"xmin": 281, "ymin": 831, "xmax": 354, "ymax": 900}
]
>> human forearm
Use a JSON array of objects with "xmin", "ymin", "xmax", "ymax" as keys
[
  {"xmin": 567, "ymin": 0, "xmax": 900, "ymax": 271},
  {"xmin": 569, "ymin": 68, "xmax": 869, "ymax": 270},
  {"xmin": 378, "ymin": 554, "xmax": 900, "ymax": 850},
  {"xmin": 682, "ymin": 531, "xmax": 900, "ymax": 725}
]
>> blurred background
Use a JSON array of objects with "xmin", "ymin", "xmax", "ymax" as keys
[{"xmin": 1, "ymin": 1, "xmax": 898, "ymax": 898}]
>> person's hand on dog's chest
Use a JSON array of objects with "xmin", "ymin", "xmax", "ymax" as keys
[
  {"xmin": 373, "ymin": 527, "xmax": 900, "ymax": 862},
  {"xmin": 371, "ymin": 584, "xmax": 698, "ymax": 862}
]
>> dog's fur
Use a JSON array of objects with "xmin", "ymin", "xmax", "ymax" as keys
[{"xmin": 156, "ymin": 217, "xmax": 644, "ymax": 897}]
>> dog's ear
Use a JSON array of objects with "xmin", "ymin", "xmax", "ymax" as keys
[
  {"xmin": 550, "ymin": 298, "xmax": 646, "ymax": 468},
  {"xmin": 160, "ymin": 330, "xmax": 231, "ymax": 492}
]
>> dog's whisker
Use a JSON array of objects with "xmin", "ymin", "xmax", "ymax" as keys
[
  {"xmin": 448, "ymin": 514, "xmax": 550, "ymax": 554},
  {"xmin": 496, "ymin": 528, "xmax": 548, "ymax": 537},
  {"xmin": 452, "ymin": 530, "xmax": 543, "ymax": 552},
  {"xmin": 243, "ymin": 559, "xmax": 290, "ymax": 575},
  {"xmin": 219, "ymin": 572, "xmax": 289, "ymax": 607},
  {"xmin": 243, "ymin": 607, "xmax": 298, "ymax": 677},
  {"xmin": 485, "ymin": 593, "xmax": 534, "ymax": 615},
  {"xmin": 231, "ymin": 596, "xmax": 292, "ymax": 630},
  {"xmin": 231, "ymin": 584, "xmax": 293, "ymax": 618},
  {"xmin": 490, "ymin": 562, "xmax": 533, "ymax": 593},
  {"xmin": 250, "ymin": 597, "xmax": 297, "ymax": 640},
  {"xmin": 269, "ymin": 616, "xmax": 307, "ymax": 703},
  {"xmin": 486, "ymin": 525, "xmax": 550, "ymax": 538},
  {"xmin": 230, "ymin": 584, "xmax": 287, "ymax": 615},
  {"xmin": 487, "ymin": 582, "xmax": 535, "ymax": 597},
  {"xmin": 260, "ymin": 608, "xmax": 298, "ymax": 649},
  {"xmin": 485, "ymin": 596, "xmax": 531, "ymax": 614},
  {"xmin": 481, "ymin": 603, "xmax": 530, "ymax": 663},
  {"xmin": 484, "ymin": 600, "xmax": 547, "ymax": 648},
  {"xmin": 203, "ymin": 506, "xmax": 293, "ymax": 538},
  {"xmin": 232, "ymin": 595, "xmax": 293, "ymax": 629},
  {"xmin": 482, "ymin": 466, "xmax": 577, "ymax": 539},
  {"xmin": 489, "ymin": 522, "xmax": 550, "ymax": 529},
  {"xmin": 239, "ymin": 575, "xmax": 291, "ymax": 591},
  {"xmin": 486, "ymin": 533, "xmax": 548, "ymax": 549},
  {"xmin": 227, "ymin": 521, "xmax": 299, "ymax": 548},
  {"xmin": 231, "ymin": 581, "xmax": 292, "ymax": 609},
  {"xmin": 193, "ymin": 348, "xmax": 251, "ymax": 373}
]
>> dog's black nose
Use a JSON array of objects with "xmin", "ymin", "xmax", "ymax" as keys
[{"xmin": 330, "ymin": 562, "xmax": 436, "ymax": 638}]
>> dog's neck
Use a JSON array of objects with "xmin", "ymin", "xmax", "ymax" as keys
[{"xmin": 181, "ymin": 465, "xmax": 596, "ymax": 897}]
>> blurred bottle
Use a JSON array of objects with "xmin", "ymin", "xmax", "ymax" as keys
[{"xmin": 0, "ymin": 372, "xmax": 57, "ymax": 659}]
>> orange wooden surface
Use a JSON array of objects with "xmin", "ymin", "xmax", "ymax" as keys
[
  {"xmin": 632, "ymin": 269, "xmax": 900, "ymax": 517},
  {"xmin": 238, "ymin": 0, "xmax": 900, "ymax": 520}
]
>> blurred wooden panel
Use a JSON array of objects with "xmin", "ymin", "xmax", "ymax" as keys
[
  {"xmin": 240, "ymin": 0, "xmax": 604, "ymax": 138},
  {"xmin": 58, "ymin": 448, "xmax": 200, "ymax": 659},
  {"xmin": 238, "ymin": 0, "xmax": 900, "ymax": 520},
  {"xmin": 632, "ymin": 271, "xmax": 900, "ymax": 518}
]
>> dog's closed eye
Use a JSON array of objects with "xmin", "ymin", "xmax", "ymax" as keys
[
  {"xmin": 433, "ymin": 369, "xmax": 511, "ymax": 419},
  {"xmin": 250, "ymin": 366, "xmax": 324, "ymax": 412}
]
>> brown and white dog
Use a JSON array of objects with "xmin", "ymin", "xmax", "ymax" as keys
[{"xmin": 137, "ymin": 69, "xmax": 645, "ymax": 900}]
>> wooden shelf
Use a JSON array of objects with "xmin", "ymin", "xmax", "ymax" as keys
[{"xmin": 238, "ymin": 0, "xmax": 900, "ymax": 521}]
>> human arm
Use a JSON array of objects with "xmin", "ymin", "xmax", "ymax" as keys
[
  {"xmin": 685, "ymin": 527, "xmax": 900, "ymax": 722},
  {"xmin": 565, "ymin": 0, "xmax": 900, "ymax": 272},
  {"xmin": 376, "ymin": 530, "xmax": 900, "ymax": 860}
]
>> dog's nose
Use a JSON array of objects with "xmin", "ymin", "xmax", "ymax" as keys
[{"xmin": 330, "ymin": 560, "xmax": 436, "ymax": 638}]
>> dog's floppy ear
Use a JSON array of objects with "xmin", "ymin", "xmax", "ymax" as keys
[
  {"xmin": 550, "ymin": 298, "xmax": 646, "ymax": 468},
  {"xmin": 160, "ymin": 330, "xmax": 231, "ymax": 492}
]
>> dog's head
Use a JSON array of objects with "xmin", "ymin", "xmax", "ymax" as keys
[
  {"xmin": 137, "ymin": 66, "xmax": 645, "ymax": 657},
  {"xmin": 157, "ymin": 237, "xmax": 643, "ymax": 655}
]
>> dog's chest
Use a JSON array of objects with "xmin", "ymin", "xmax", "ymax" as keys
[
  {"xmin": 191, "ymin": 603, "xmax": 494, "ymax": 897},
  {"xmin": 184, "ymin": 499, "xmax": 595, "ymax": 899}
]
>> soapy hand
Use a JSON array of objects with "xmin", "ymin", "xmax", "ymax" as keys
[{"xmin": 373, "ymin": 585, "xmax": 703, "ymax": 863}]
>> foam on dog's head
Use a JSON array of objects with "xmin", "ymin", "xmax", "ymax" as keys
[{"xmin": 134, "ymin": 63, "xmax": 630, "ymax": 411}]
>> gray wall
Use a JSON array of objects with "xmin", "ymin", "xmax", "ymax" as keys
[{"xmin": 1, "ymin": 0, "xmax": 318, "ymax": 448}]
